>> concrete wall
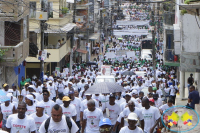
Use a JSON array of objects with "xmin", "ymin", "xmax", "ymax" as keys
[
  {"xmin": 181, "ymin": 14, "xmax": 200, "ymax": 52},
  {"xmin": 0, "ymin": 21, "xmax": 5, "ymax": 46}
]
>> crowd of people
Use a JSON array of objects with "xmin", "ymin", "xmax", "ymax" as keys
[{"xmin": 1, "ymin": 2, "xmax": 199, "ymax": 133}]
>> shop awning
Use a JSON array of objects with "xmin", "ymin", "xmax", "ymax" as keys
[
  {"xmin": 61, "ymin": 23, "xmax": 77, "ymax": 32},
  {"xmin": 34, "ymin": 29, "xmax": 63, "ymax": 34},
  {"xmin": 89, "ymin": 33, "xmax": 100, "ymax": 40},
  {"xmin": 76, "ymin": 49, "xmax": 88, "ymax": 54},
  {"xmin": 66, "ymin": 0, "xmax": 74, "ymax": 3}
]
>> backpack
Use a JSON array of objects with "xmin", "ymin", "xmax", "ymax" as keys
[{"xmin": 44, "ymin": 116, "xmax": 72, "ymax": 133}]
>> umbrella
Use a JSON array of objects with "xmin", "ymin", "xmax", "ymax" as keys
[
  {"xmin": 85, "ymin": 82, "xmax": 125, "ymax": 94},
  {"xmin": 118, "ymin": 38, "xmax": 123, "ymax": 40},
  {"xmin": 0, "ymin": 90, "xmax": 10, "ymax": 102},
  {"xmin": 121, "ymin": 71, "xmax": 135, "ymax": 76}
]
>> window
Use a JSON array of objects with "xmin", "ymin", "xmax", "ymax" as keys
[
  {"xmin": 29, "ymin": 2, "xmax": 36, "ymax": 18},
  {"xmin": 48, "ymin": 2, "xmax": 53, "ymax": 18}
]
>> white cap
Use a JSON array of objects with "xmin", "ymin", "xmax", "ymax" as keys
[
  {"xmin": 36, "ymin": 102, "xmax": 45, "ymax": 108},
  {"xmin": 6, "ymin": 93, "xmax": 13, "ymax": 101},
  {"xmin": 131, "ymin": 90, "xmax": 138, "ymax": 95},
  {"xmin": 68, "ymin": 82, "xmax": 73, "ymax": 85},
  {"xmin": 26, "ymin": 95, "xmax": 34, "ymax": 102},
  {"xmin": 128, "ymin": 112, "xmax": 138, "ymax": 121},
  {"xmin": 125, "ymin": 93, "xmax": 131, "ymax": 97},
  {"xmin": 85, "ymin": 94, "xmax": 92, "ymax": 96},
  {"xmin": 49, "ymin": 81, "xmax": 53, "ymax": 83},
  {"xmin": 8, "ymin": 89, "xmax": 14, "ymax": 93}
]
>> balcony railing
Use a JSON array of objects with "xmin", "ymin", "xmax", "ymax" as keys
[
  {"xmin": 164, "ymin": 49, "xmax": 180, "ymax": 62},
  {"xmin": 163, "ymin": 12, "xmax": 175, "ymax": 26},
  {"xmin": 0, "ymin": 39, "xmax": 29, "ymax": 66},
  {"xmin": 0, "ymin": 0, "xmax": 29, "ymax": 21}
]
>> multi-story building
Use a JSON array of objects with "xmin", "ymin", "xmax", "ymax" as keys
[
  {"xmin": 25, "ymin": 0, "xmax": 76, "ymax": 78},
  {"xmin": 0, "ymin": 0, "xmax": 29, "ymax": 87}
]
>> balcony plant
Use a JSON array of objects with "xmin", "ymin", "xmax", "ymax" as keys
[
  {"xmin": 62, "ymin": 7, "xmax": 69, "ymax": 14},
  {"xmin": 0, "ymin": 48, "xmax": 8, "ymax": 62}
]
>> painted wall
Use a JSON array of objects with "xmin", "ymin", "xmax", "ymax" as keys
[
  {"xmin": 14, "ymin": 62, "xmax": 26, "ymax": 87},
  {"xmin": 181, "ymin": 14, "xmax": 200, "ymax": 52}
]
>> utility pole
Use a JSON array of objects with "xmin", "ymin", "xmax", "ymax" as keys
[
  {"xmin": 86, "ymin": 4, "xmax": 90, "ymax": 62},
  {"xmin": 70, "ymin": 0, "xmax": 77, "ymax": 76},
  {"xmin": 40, "ymin": 0, "xmax": 46, "ymax": 83},
  {"xmin": 110, "ymin": 5, "xmax": 113, "ymax": 36},
  {"xmin": 100, "ymin": 0, "xmax": 103, "ymax": 44},
  {"xmin": 151, "ymin": 10, "xmax": 156, "ymax": 79}
]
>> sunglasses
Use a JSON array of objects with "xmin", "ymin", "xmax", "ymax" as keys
[
  {"xmin": 99, "ymin": 127, "xmax": 111, "ymax": 132},
  {"xmin": 43, "ymin": 94, "xmax": 48, "ymax": 96}
]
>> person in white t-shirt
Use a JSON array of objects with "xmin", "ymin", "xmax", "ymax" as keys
[
  {"xmin": 6, "ymin": 102, "xmax": 36, "ymax": 133},
  {"xmin": 25, "ymin": 95, "xmax": 36, "ymax": 115},
  {"xmin": 101, "ymin": 94, "xmax": 121, "ymax": 131},
  {"xmin": 141, "ymin": 98, "xmax": 161, "ymax": 133},
  {"xmin": 0, "ymin": 95, "xmax": 16, "ymax": 131},
  {"xmin": 39, "ymin": 104, "xmax": 79, "ymax": 133},
  {"xmin": 41, "ymin": 90, "xmax": 55, "ymax": 116},
  {"xmin": 82, "ymin": 99, "xmax": 103, "ymax": 133},
  {"xmin": 30, "ymin": 102, "xmax": 49, "ymax": 133},
  {"xmin": 121, "ymin": 100, "xmax": 144, "ymax": 130},
  {"xmin": 61, "ymin": 96, "xmax": 77, "ymax": 121},
  {"xmin": 47, "ymin": 81, "xmax": 58, "ymax": 102},
  {"xmin": 68, "ymin": 90, "xmax": 82, "ymax": 131},
  {"xmin": 119, "ymin": 112, "xmax": 143, "ymax": 133}
]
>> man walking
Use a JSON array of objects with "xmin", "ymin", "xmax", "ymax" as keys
[
  {"xmin": 6, "ymin": 102, "xmax": 36, "ymax": 133},
  {"xmin": 39, "ymin": 104, "xmax": 79, "ymax": 133}
]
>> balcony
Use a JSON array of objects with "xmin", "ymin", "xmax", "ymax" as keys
[
  {"xmin": 26, "ymin": 41, "xmax": 71, "ymax": 63},
  {"xmin": 179, "ymin": 0, "xmax": 200, "ymax": 10},
  {"xmin": 164, "ymin": 49, "xmax": 180, "ymax": 66},
  {"xmin": 76, "ymin": 1, "xmax": 88, "ymax": 9},
  {"xmin": 0, "ymin": 0, "xmax": 29, "ymax": 22},
  {"xmin": 0, "ymin": 39, "xmax": 29, "ymax": 66}
]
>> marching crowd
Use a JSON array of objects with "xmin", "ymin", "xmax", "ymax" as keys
[{"xmin": 1, "ymin": 2, "xmax": 198, "ymax": 133}]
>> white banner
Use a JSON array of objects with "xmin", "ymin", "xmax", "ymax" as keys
[
  {"xmin": 127, "ymin": 51, "xmax": 135, "ymax": 58},
  {"xmin": 105, "ymin": 52, "xmax": 116, "ymax": 59}
]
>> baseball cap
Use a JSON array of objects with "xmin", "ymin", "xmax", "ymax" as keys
[
  {"xmin": 68, "ymin": 82, "xmax": 73, "ymax": 85},
  {"xmin": 128, "ymin": 112, "xmax": 138, "ymax": 121},
  {"xmin": 85, "ymin": 94, "xmax": 92, "ymax": 96},
  {"xmin": 8, "ymin": 89, "xmax": 14, "ymax": 93},
  {"xmin": 125, "ymin": 93, "xmax": 131, "ymax": 97},
  {"xmin": 68, "ymin": 90, "xmax": 74, "ymax": 94},
  {"xmin": 62, "ymin": 96, "xmax": 71, "ymax": 101},
  {"xmin": 49, "ymin": 81, "xmax": 53, "ymax": 83},
  {"xmin": 26, "ymin": 95, "xmax": 34, "ymax": 102},
  {"xmin": 3, "ymin": 83, "xmax": 8, "ymax": 88},
  {"xmin": 24, "ymin": 83, "xmax": 29, "ymax": 86},
  {"xmin": 153, "ymin": 87, "xmax": 157, "ymax": 91},
  {"xmin": 109, "ymin": 94, "xmax": 115, "ymax": 98},
  {"xmin": 36, "ymin": 102, "xmax": 45, "ymax": 108},
  {"xmin": 6, "ymin": 93, "xmax": 12, "ymax": 101},
  {"xmin": 149, "ymin": 98, "xmax": 155, "ymax": 103},
  {"xmin": 131, "ymin": 90, "xmax": 138, "ymax": 95},
  {"xmin": 99, "ymin": 118, "xmax": 112, "ymax": 126}
]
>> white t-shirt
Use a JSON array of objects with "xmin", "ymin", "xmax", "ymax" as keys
[
  {"xmin": 122, "ymin": 107, "xmax": 143, "ymax": 126},
  {"xmin": 26, "ymin": 104, "xmax": 36, "ymax": 115},
  {"xmin": 141, "ymin": 106, "xmax": 161, "ymax": 133},
  {"xmin": 101, "ymin": 103, "xmax": 121, "ymax": 125},
  {"xmin": 70, "ymin": 97, "xmax": 82, "ymax": 121},
  {"xmin": 42, "ymin": 100, "xmax": 55, "ymax": 116},
  {"xmin": 39, "ymin": 115, "xmax": 79, "ymax": 133},
  {"xmin": 56, "ymin": 99, "xmax": 63, "ymax": 105},
  {"xmin": 6, "ymin": 114, "xmax": 36, "ymax": 133},
  {"xmin": 30, "ymin": 113, "xmax": 49, "ymax": 133},
  {"xmin": 119, "ymin": 126, "xmax": 143, "ymax": 133},
  {"xmin": 83, "ymin": 108, "xmax": 103, "ymax": 133},
  {"xmin": 61, "ymin": 104, "xmax": 77, "ymax": 117},
  {"xmin": 154, "ymin": 98, "xmax": 163, "ymax": 108},
  {"xmin": 47, "ymin": 85, "xmax": 57, "ymax": 98},
  {"xmin": 115, "ymin": 98, "xmax": 126, "ymax": 106},
  {"xmin": 1, "ymin": 103, "xmax": 14, "ymax": 120}
]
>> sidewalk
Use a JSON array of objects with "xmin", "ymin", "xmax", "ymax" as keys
[{"xmin": 169, "ymin": 89, "xmax": 200, "ymax": 133}]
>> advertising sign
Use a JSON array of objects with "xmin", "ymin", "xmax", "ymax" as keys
[
  {"xmin": 38, "ymin": 50, "xmax": 47, "ymax": 60},
  {"xmin": 101, "ymin": 65, "xmax": 111, "ymax": 75}
]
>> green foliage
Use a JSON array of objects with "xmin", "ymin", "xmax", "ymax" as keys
[
  {"xmin": 184, "ymin": 0, "xmax": 191, "ymax": 4},
  {"xmin": 0, "ymin": 48, "xmax": 8, "ymax": 62},
  {"xmin": 181, "ymin": 10, "xmax": 187, "ymax": 15},
  {"xmin": 62, "ymin": 7, "xmax": 69, "ymax": 14}
]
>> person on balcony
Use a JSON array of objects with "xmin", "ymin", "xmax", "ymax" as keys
[{"xmin": 56, "ymin": 40, "xmax": 61, "ymax": 49}]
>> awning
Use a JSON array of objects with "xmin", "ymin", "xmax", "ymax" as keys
[
  {"xmin": 34, "ymin": 23, "xmax": 77, "ymax": 33},
  {"xmin": 61, "ymin": 23, "xmax": 77, "ymax": 32},
  {"xmin": 89, "ymin": 33, "xmax": 100, "ymax": 40},
  {"xmin": 76, "ymin": 49, "xmax": 88, "ymax": 54},
  {"xmin": 66, "ymin": 0, "xmax": 74, "ymax": 3}
]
